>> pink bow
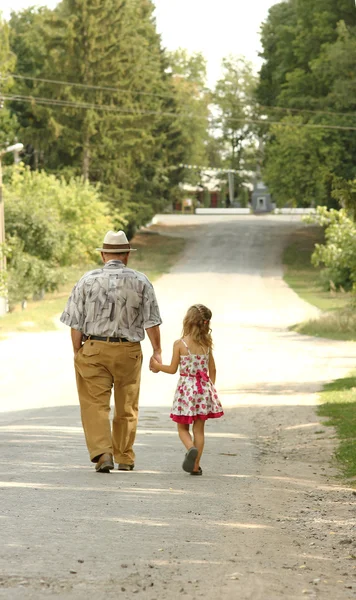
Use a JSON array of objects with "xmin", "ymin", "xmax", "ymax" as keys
[{"xmin": 195, "ymin": 370, "xmax": 209, "ymax": 394}]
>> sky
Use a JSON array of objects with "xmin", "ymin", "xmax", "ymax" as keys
[{"xmin": 3, "ymin": 0, "xmax": 277, "ymax": 84}]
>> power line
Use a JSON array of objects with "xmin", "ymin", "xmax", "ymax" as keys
[
  {"xmin": 5, "ymin": 73, "xmax": 356, "ymax": 119},
  {"xmin": 181, "ymin": 164, "xmax": 240, "ymax": 173},
  {"xmin": 256, "ymin": 103, "xmax": 356, "ymax": 119},
  {"xmin": 2, "ymin": 93, "xmax": 197, "ymax": 118},
  {"xmin": 3, "ymin": 93, "xmax": 356, "ymax": 131},
  {"xmin": 6, "ymin": 73, "xmax": 192, "ymax": 101}
]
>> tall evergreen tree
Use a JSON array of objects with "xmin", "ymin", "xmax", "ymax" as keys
[
  {"xmin": 8, "ymin": 8, "xmax": 51, "ymax": 168},
  {"xmin": 8, "ymin": 0, "xmax": 190, "ymax": 232},
  {"xmin": 0, "ymin": 17, "xmax": 18, "ymax": 149}
]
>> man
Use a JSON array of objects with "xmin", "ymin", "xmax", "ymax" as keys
[{"xmin": 60, "ymin": 230, "xmax": 162, "ymax": 473}]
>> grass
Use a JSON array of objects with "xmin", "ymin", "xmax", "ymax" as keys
[
  {"xmin": 0, "ymin": 231, "xmax": 185, "ymax": 335},
  {"xmin": 283, "ymin": 226, "xmax": 356, "ymax": 340},
  {"xmin": 318, "ymin": 373, "xmax": 356, "ymax": 480},
  {"xmin": 285, "ymin": 227, "xmax": 356, "ymax": 479}
]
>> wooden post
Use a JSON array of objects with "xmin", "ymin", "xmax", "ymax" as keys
[{"xmin": 0, "ymin": 154, "xmax": 7, "ymax": 316}]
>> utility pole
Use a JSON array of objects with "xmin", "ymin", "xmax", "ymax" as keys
[
  {"xmin": 0, "ymin": 152, "xmax": 5, "ymax": 316},
  {"xmin": 228, "ymin": 170, "xmax": 234, "ymax": 206}
]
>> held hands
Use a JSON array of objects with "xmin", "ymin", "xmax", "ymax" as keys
[{"xmin": 149, "ymin": 351, "xmax": 162, "ymax": 373}]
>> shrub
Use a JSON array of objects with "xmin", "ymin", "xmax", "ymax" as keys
[
  {"xmin": 305, "ymin": 206, "xmax": 356, "ymax": 291},
  {"xmin": 3, "ymin": 166, "xmax": 113, "ymax": 305}
]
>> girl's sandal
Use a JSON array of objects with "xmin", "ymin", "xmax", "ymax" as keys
[
  {"xmin": 191, "ymin": 467, "xmax": 203, "ymax": 476},
  {"xmin": 182, "ymin": 447, "xmax": 198, "ymax": 473}
]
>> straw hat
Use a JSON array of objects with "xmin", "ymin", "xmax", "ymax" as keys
[{"xmin": 96, "ymin": 230, "xmax": 137, "ymax": 253}]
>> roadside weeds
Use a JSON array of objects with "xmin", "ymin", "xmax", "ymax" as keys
[
  {"xmin": 283, "ymin": 226, "xmax": 356, "ymax": 341},
  {"xmin": 284, "ymin": 226, "xmax": 356, "ymax": 482},
  {"xmin": 318, "ymin": 373, "xmax": 356, "ymax": 483}
]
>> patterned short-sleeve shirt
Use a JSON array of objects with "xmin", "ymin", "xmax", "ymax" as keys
[{"xmin": 60, "ymin": 260, "xmax": 162, "ymax": 342}]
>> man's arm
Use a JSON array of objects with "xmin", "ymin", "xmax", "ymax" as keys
[
  {"xmin": 71, "ymin": 328, "xmax": 83, "ymax": 356},
  {"xmin": 150, "ymin": 340, "xmax": 180, "ymax": 374},
  {"xmin": 146, "ymin": 325, "xmax": 162, "ymax": 364}
]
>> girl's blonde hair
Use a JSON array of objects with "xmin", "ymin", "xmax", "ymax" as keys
[{"xmin": 182, "ymin": 304, "xmax": 213, "ymax": 351}]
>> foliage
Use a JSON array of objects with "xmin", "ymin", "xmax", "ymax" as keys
[
  {"xmin": 167, "ymin": 49, "xmax": 210, "ymax": 181},
  {"xmin": 214, "ymin": 56, "xmax": 257, "ymax": 198},
  {"xmin": 318, "ymin": 373, "xmax": 356, "ymax": 479},
  {"xmin": 6, "ymin": 237, "xmax": 62, "ymax": 306},
  {"xmin": 258, "ymin": 0, "xmax": 356, "ymax": 109},
  {"xmin": 7, "ymin": 3, "xmax": 261, "ymax": 223},
  {"xmin": 8, "ymin": 7, "xmax": 52, "ymax": 169},
  {"xmin": 0, "ymin": 16, "xmax": 19, "ymax": 149},
  {"xmin": 282, "ymin": 225, "xmax": 350, "ymax": 310},
  {"xmin": 7, "ymin": 2, "xmax": 193, "ymax": 233},
  {"xmin": 263, "ymin": 117, "xmax": 340, "ymax": 207},
  {"xmin": 3, "ymin": 166, "xmax": 113, "ymax": 304},
  {"xmin": 305, "ymin": 206, "xmax": 356, "ymax": 290},
  {"xmin": 257, "ymin": 1, "xmax": 356, "ymax": 207},
  {"xmin": 283, "ymin": 226, "xmax": 355, "ymax": 341},
  {"xmin": 332, "ymin": 177, "xmax": 356, "ymax": 221}
]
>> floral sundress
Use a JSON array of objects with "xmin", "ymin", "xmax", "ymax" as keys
[{"xmin": 170, "ymin": 340, "xmax": 224, "ymax": 424}]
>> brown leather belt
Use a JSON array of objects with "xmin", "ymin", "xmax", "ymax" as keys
[{"xmin": 85, "ymin": 335, "xmax": 130, "ymax": 343}]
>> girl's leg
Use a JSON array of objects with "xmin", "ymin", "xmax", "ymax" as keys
[
  {"xmin": 192, "ymin": 419, "xmax": 205, "ymax": 471},
  {"xmin": 177, "ymin": 423, "xmax": 194, "ymax": 450}
]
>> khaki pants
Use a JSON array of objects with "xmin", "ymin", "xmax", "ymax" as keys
[{"xmin": 74, "ymin": 339, "xmax": 142, "ymax": 464}]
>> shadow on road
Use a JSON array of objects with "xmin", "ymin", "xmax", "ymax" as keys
[{"xmin": 1, "ymin": 403, "xmax": 355, "ymax": 599}]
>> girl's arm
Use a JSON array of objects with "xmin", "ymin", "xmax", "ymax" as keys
[
  {"xmin": 151, "ymin": 340, "xmax": 181, "ymax": 374},
  {"xmin": 208, "ymin": 351, "xmax": 216, "ymax": 384}
]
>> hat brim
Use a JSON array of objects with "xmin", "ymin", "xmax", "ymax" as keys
[{"xmin": 96, "ymin": 247, "xmax": 137, "ymax": 253}]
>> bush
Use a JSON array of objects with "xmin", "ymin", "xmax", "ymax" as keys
[
  {"xmin": 305, "ymin": 206, "xmax": 356, "ymax": 291},
  {"xmin": 3, "ymin": 166, "xmax": 113, "ymax": 305},
  {"xmin": 6, "ymin": 237, "xmax": 63, "ymax": 307}
]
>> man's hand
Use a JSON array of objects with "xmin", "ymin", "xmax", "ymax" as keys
[
  {"xmin": 71, "ymin": 328, "xmax": 83, "ymax": 358},
  {"xmin": 146, "ymin": 326, "xmax": 162, "ymax": 371},
  {"xmin": 150, "ymin": 351, "xmax": 161, "ymax": 373},
  {"xmin": 152, "ymin": 350, "xmax": 162, "ymax": 363},
  {"xmin": 150, "ymin": 356, "xmax": 159, "ymax": 373}
]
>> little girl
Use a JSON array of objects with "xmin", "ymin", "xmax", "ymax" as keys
[{"xmin": 150, "ymin": 304, "xmax": 224, "ymax": 475}]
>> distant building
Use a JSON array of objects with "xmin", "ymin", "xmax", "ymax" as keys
[
  {"xmin": 176, "ymin": 171, "xmax": 222, "ymax": 210},
  {"xmin": 251, "ymin": 180, "xmax": 274, "ymax": 213}
]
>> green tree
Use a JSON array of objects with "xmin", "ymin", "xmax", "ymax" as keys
[
  {"xmin": 263, "ymin": 117, "xmax": 341, "ymax": 207},
  {"xmin": 258, "ymin": 0, "xmax": 356, "ymax": 110},
  {"xmin": 167, "ymin": 49, "xmax": 210, "ymax": 182},
  {"xmin": 257, "ymin": 2, "xmax": 298, "ymax": 108},
  {"xmin": 8, "ymin": 2, "xmax": 192, "ymax": 233},
  {"xmin": 8, "ymin": 7, "xmax": 52, "ymax": 169},
  {"xmin": 0, "ymin": 16, "xmax": 18, "ymax": 149},
  {"xmin": 257, "ymin": 1, "xmax": 356, "ymax": 207},
  {"xmin": 214, "ymin": 56, "xmax": 257, "ymax": 198},
  {"xmin": 309, "ymin": 20, "xmax": 356, "ymax": 186}
]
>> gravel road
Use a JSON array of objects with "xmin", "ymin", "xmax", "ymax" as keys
[{"xmin": 1, "ymin": 214, "xmax": 356, "ymax": 599}]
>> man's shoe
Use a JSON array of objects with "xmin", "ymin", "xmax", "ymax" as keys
[
  {"xmin": 118, "ymin": 463, "xmax": 134, "ymax": 471},
  {"xmin": 95, "ymin": 453, "xmax": 114, "ymax": 473}
]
